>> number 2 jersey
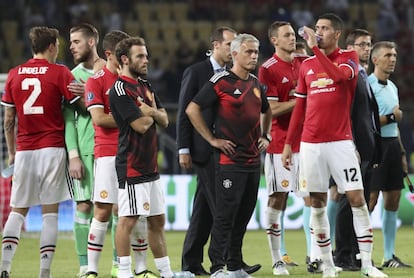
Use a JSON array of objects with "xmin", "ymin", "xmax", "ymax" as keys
[{"xmin": 1, "ymin": 58, "xmax": 79, "ymax": 150}]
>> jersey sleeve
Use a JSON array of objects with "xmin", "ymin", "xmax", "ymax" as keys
[
  {"xmin": 260, "ymin": 83, "xmax": 270, "ymax": 113},
  {"xmin": 154, "ymin": 92, "xmax": 164, "ymax": 110},
  {"xmin": 60, "ymin": 66, "xmax": 80, "ymax": 153},
  {"xmin": 312, "ymin": 47, "xmax": 358, "ymax": 82},
  {"xmin": 58, "ymin": 65, "xmax": 80, "ymax": 104},
  {"xmin": 285, "ymin": 96, "xmax": 306, "ymax": 145},
  {"xmin": 1, "ymin": 68, "xmax": 16, "ymax": 106},
  {"xmin": 63, "ymin": 102, "xmax": 79, "ymax": 153},
  {"xmin": 110, "ymin": 83, "xmax": 142, "ymax": 124},
  {"xmin": 192, "ymin": 80, "xmax": 217, "ymax": 108},
  {"xmin": 85, "ymin": 76, "xmax": 104, "ymax": 111},
  {"xmin": 259, "ymin": 66, "xmax": 279, "ymax": 101},
  {"xmin": 295, "ymin": 64, "xmax": 308, "ymax": 97}
]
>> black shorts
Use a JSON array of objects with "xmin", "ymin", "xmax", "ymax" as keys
[{"xmin": 370, "ymin": 137, "xmax": 404, "ymax": 191}]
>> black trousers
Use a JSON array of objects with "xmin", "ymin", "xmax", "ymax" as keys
[
  {"xmin": 208, "ymin": 169, "xmax": 259, "ymax": 273},
  {"xmin": 181, "ymin": 156, "xmax": 216, "ymax": 270},
  {"xmin": 335, "ymin": 161, "xmax": 372, "ymax": 264}
]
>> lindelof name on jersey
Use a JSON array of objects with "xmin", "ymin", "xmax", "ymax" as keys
[
  {"xmin": 18, "ymin": 66, "xmax": 48, "ymax": 75},
  {"xmin": 310, "ymin": 77, "xmax": 335, "ymax": 94}
]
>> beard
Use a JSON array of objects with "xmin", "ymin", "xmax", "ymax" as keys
[
  {"xmin": 74, "ymin": 47, "xmax": 92, "ymax": 64},
  {"xmin": 129, "ymin": 64, "xmax": 147, "ymax": 79}
]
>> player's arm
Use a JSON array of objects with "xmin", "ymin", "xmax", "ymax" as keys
[
  {"xmin": 139, "ymin": 101, "xmax": 168, "ymax": 128},
  {"xmin": 398, "ymin": 128, "xmax": 408, "ymax": 175},
  {"xmin": 129, "ymin": 116, "xmax": 154, "ymax": 134},
  {"xmin": 89, "ymin": 107, "xmax": 117, "ymax": 128},
  {"xmin": 259, "ymin": 106, "xmax": 272, "ymax": 152},
  {"xmin": 285, "ymin": 96, "xmax": 306, "ymax": 145},
  {"xmin": 3, "ymin": 106, "xmax": 16, "ymax": 165},
  {"xmin": 186, "ymin": 101, "xmax": 236, "ymax": 156},
  {"xmin": 259, "ymin": 66, "xmax": 296, "ymax": 117},
  {"xmin": 177, "ymin": 67, "xmax": 199, "ymax": 169},
  {"xmin": 379, "ymin": 105, "xmax": 402, "ymax": 126},
  {"xmin": 269, "ymin": 98, "xmax": 296, "ymax": 118},
  {"xmin": 300, "ymin": 27, "xmax": 356, "ymax": 81},
  {"xmin": 283, "ymin": 96, "xmax": 306, "ymax": 170},
  {"xmin": 312, "ymin": 46, "xmax": 356, "ymax": 81},
  {"xmin": 63, "ymin": 102, "xmax": 84, "ymax": 179},
  {"xmin": 67, "ymin": 82, "xmax": 87, "ymax": 112},
  {"xmin": 151, "ymin": 107, "xmax": 168, "ymax": 128}
]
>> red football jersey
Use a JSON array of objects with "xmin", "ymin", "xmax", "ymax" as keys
[
  {"xmin": 1, "ymin": 58, "xmax": 79, "ymax": 150},
  {"xmin": 295, "ymin": 48, "xmax": 358, "ymax": 143},
  {"xmin": 259, "ymin": 54, "xmax": 307, "ymax": 153},
  {"xmin": 85, "ymin": 67, "xmax": 119, "ymax": 157}
]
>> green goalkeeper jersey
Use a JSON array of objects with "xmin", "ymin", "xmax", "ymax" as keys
[{"xmin": 64, "ymin": 63, "xmax": 94, "ymax": 156}]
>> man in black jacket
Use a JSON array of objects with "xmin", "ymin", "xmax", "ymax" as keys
[
  {"xmin": 334, "ymin": 29, "xmax": 381, "ymax": 271},
  {"xmin": 176, "ymin": 27, "xmax": 261, "ymax": 276}
]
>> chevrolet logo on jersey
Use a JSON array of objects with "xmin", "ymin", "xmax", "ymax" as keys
[{"xmin": 310, "ymin": 78, "xmax": 333, "ymax": 88}]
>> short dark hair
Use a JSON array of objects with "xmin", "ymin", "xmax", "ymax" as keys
[
  {"xmin": 210, "ymin": 26, "xmax": 237, "ymax": 43},
  {"xmin": 70, "ymin": 23, "xmax": 99, "ymax": 44},
  {"xmin": 103, "ymin": 30, "xmax": 130, "ymax": 52},
  {"xmin": 371, "ymin": 41, "xmax": 397, "ymax": 58},
  {"xmin": 267, "ymin": 21, "xmax": 291, "ymax": 41},
  {"xmin": 318, "ymin": 13, "xmax": 344, "ymax": 31},
  {"xmin": 115, "ymin": 37, "xmax": 146, "ymax": 65},
  {"xmin": 29, "ymin": 26, "xmax": 59, "ymax": 54},
  {"xmin": 345, "ymin": 29, "xmax": 372, "ymax": 46}
]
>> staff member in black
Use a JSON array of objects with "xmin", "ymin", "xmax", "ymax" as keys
[
  {"xmin": 334, "ymin": 29, "xmax": 381, "ymax": 271},
  {"xmin": 176, "ymin": 27, "xmax": 261, "ymax": 275},
  {"xmin": 186, "ymin": 33, "xmax": 272, "ymax": 278}
]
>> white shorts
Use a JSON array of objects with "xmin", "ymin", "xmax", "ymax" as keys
[
  {"xmin": 299, "ymin": 140, "xmax": 363, "ymax": 194},
  {"xmin": 93, "ymin": 156, "xmax": 118, "ymax": 204},
  {"xmin": 265, "ymin": 153, "xmax": 299, "ymax": 193},
  {"xmin": 118, "ymin": 179, "xmax": 165, "ymax": 217},
  {"xmin": 11, "ymin": 147, "xmax": 71, "ymax": 207}
]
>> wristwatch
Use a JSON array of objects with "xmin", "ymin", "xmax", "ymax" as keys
[
  {"xmin": 262, "ymin": 133, "xmax": 272, "ymax": 142},
  {"xmin": 386, "ymin": 113, "xmax": 396, "ymax": 123}
]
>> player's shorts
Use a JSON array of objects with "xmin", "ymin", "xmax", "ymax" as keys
[
  {"xmin": 298, "ymin": 140, "xmax": 363, "ymax": 194},
  {"xmin": 118, "ymin": 178, "xmax": 165, "ymax": 217},
  {"xmin": 264, "ymin": 153, "xmax": 305, "ymax": 196},
  {"xmin": 92, "ymin": 156, "xmax": 118, "ymax": 204},
  {"xmin": 11, "ymin": 147, "xmax": 71, "ymax": 207},
  {"xmin": 72, "ymin": 153, "xmax": 94, "ymax": 202},
  {"xmin": 370, "ymin": 137, "xmax": 404, "ymax": 192}
]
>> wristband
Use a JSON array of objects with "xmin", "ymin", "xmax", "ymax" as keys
[
  {"xmin": 385, "ymin": 113, "xmax": 396, "ymax": 124},
  {"xmin": 262, "ymin": 133, "xmax": 272, "ymax": 142},
  {"xmin": 68, "ymin": 149, "xmax": 80, "ymax": 159}
]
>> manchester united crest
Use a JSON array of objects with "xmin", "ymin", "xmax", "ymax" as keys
[
  {"xmin": 281, "ymin": 179, "xmax": 289, "ymax": 188},
  {"xmin": 143, "ymin": 202, "xmax": 150, "ymax": 211},
  {"xmin": 100, "ymin": 190, "xmax": 108, "ymax": 199}
]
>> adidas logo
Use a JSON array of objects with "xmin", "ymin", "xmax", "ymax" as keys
[
  {"xmin": 282, "ymin": 77, "xmax": 289, "ymax": 83},
  {"xmin": 41, "ymin": 254, "xmax": 48, "ymax": 259},
  {"xmin": 3, "ymin": 245, "xmax": 11, "ymax": 250},
  {"xmin": 233, "ymin": 89, "xmax": 242, "ymax": 95},
  {"xmin": 307, "ymin": 69, "xmax": 314, "ymax": 75}
]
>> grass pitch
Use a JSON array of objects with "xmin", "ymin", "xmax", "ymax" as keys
[{"xmin": 9, "ymin": 227, "xmax": 414, "ymax": 277}]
